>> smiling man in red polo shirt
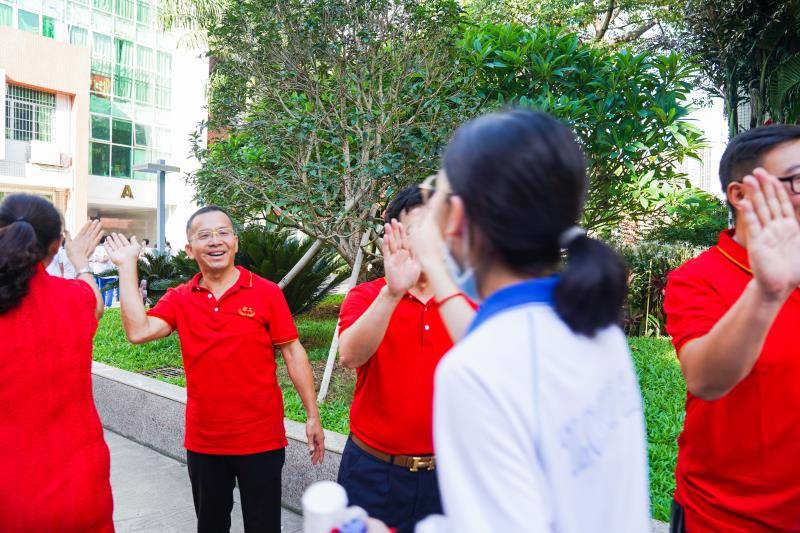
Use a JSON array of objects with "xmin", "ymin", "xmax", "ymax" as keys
[
  {"xmin": 664, "ymin": 125, "xmax": 800, "ymax": 532},
  {"xmin": 337, "ymin": 186, "xmax": 474, "ymax": 533},
  {"xmin": 105, "ymin": 206, "xmax": 324, "ymax": 533}
]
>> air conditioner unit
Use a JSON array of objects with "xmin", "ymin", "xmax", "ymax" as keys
[{"xmin": 30, "ymin": 140, "xmax": 62, "ymax": 166}]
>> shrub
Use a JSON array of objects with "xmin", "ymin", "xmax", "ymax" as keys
[
  {"xmin": 619, "ymin": 241, "xmax": 704, "ymax": 336},
  {"xmin": 646, "ymin": 189, "xmax": 729, "ymax": 247},
  {"xmin": 235, "ymin": 226, "xmax": 348, "ymax": 315},
  {"xmin": 101, "ymin": 251, "xmax": 198, "ymax": 305}
]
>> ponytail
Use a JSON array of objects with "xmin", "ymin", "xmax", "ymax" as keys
[
  {"xmin": 0, "ymin": 194, "xmax": 62, "ymax": 313},
  {"xmin": 554, "ymin": 235, "xmax": 628, "ymax": 337}
]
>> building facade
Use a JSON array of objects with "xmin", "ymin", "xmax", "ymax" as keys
[{"xmin": 0, "ymin": 0, "xmax": 207, "ymax": 248}]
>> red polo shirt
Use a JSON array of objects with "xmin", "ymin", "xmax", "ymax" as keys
[
  {"xmin": 148, "ymin": 266, "xmax": 298, "ymax": 455},
  {"xmin": 664, "ymin": 230, "xmax": 800, "ymax": 532},
  {"xmin": 339, "ymin": 278, "xmax": 473, "ymax": 455}
]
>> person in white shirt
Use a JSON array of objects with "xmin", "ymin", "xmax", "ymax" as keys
[
  {"xmin": 400, "ymin": 109, "xmax": 650, "ymax": 533},
  {"xmin": 46, "ymin": 237, "xmax": 77, "ymax": 279},
  {"xmin": 90, "ymin": 235, "xmax": 117, "ymax": 307}
]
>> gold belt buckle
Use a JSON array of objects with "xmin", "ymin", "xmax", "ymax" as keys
[{"xmin": 409, "ymin": 456, "xmax": 435, "ymax": 472}]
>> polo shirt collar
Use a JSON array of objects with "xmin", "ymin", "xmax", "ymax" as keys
[
  {"xmin": 716, "ymin": 229, "xmax": 751, "ymax": 274},
  {"xmin": 191, "ymin": 265, "xmax": 253, "ymax": 292},
  {"xmin": 467, "ymin": 276, "xmax": 558, "ymax": 335}
]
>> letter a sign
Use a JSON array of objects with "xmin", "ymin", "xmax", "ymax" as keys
[{"xmin": 121, "ymin": 185, "xmax": 134, "ymax": 199}]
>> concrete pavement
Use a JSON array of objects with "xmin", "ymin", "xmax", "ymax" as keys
[{"xmin": 106, "ymin": 430, "xmax": 303, "ymax": 532}]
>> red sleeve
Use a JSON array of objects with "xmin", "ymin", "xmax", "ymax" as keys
[
  {"xmin": 266, "ymin": 283, "xmax": 298, "ymax": 345},
  {"xmin": 67, "ymin": 278, "xmax": 98, "ymax": 325},
  {"xmin": 664, "ymin": 266, "xmax": 729, "ymax": 354},
  {"xmin": 147, "ymin": 287, "xmax": 179, "ymax": 331},
  {"xmin": 338, "ymin": 283, "xmax": 379, "ymax": 335}
]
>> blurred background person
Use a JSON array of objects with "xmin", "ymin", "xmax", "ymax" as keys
[
  {"xmin": 90, "ymin": 235, "xmax": 117, "ymax": 307},
  {"xmin": 46, "ymin": 233, "xmax": 77, "ymax": 279}
]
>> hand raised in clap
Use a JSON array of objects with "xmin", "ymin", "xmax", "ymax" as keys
[{"xmin": 382, "ymin": 218, "xmax": 421, "ymax": 298}]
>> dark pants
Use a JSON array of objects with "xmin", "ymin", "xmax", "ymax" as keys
[
  {"xmin": 337, "ymin": 436, "xmax": 442, "ymax": 533},
  {"xmin": 670, "ymin": 499, "xmax": 687, "ymax": 533},
  {"xmin": 186, "ymin": 448, "xmax": 285, "ymax": 533}
]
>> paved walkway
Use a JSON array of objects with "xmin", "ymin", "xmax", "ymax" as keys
[{"xmin": 106, "ymin": 430, "xmax": 303, "ymax": 532}]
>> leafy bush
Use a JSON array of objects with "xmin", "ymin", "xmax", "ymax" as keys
[
  {"xmin": 646, "ymin": 189, "xmax": 729, "ymax": 247},
  {"xmin": 461, "ymin": 24, "xmax": 704, "ymax": 232},
  {"xmin": 619, "ymin": 241, "xmax": 704, "ymax": 336},
  {"xmin": 236, "ymin": 226, "xmax": 348, "ymax": 315}
]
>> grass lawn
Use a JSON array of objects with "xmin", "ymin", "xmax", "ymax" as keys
[{"xmin": 93, "ymin": 295, "xmax": 683, "ymax": 522}]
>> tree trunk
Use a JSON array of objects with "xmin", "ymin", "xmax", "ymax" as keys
[{"xmin": 278, "ymin": 239, "xmax": 323, "ymax": 289}]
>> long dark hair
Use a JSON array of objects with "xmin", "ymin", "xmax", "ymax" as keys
[
  {"xmin": 443, "ymin": 109, "xmax": 627, "ymax": 336},
  {"xmin": 0, "ymin": 194, "xmax": 62, "ymax": 313}
]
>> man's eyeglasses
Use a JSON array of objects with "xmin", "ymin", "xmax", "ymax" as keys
[
  {"xmin": 777, "ymin": 173, "xmax": 800, "ymax": 195},
  {"xmin": 190, "ymin": 227, "xmax": 236, "ymax": 243},
  {"xmin": 419, "ymin": 173, "xmax": 452, "ymax": 203}
]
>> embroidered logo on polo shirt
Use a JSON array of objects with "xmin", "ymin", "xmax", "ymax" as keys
[{"xmin": 238, "ymin": 306, "xmax": 256, "ymax": 317}]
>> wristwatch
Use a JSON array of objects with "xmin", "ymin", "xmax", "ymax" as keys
[{"xmin": 76, "ymin": 267, "xmax": 92, "ymax": 276}]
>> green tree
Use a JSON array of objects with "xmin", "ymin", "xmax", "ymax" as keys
[
  {"xmin": 680, "ymin": 0, "xmax": 800, "ymax": 137},
  {"xmin": 463, "ymin": 24, "xmax": 704, "ymax": 231},
  {"xmin": 188, "ymin": 0, "xmax": 475, "ymax": 268},
  {"xmin": 461, "ymin": 0, "xmax": 687, "ymax": 46}
]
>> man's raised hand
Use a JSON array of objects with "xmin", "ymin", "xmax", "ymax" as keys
[
  {"xmin": 740, "ymin": 167, "xmax": 800, "ymax": 301},
  {"xmin": 382, "ymin": 218, "xmax": 421, "ymax": 298}
]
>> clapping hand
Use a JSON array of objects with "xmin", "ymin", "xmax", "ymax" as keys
[
  {"xmin": 382, "ymin": 219, "xmax": 421, "ymax": 298},
  {"xmin": 740, "ymin": 168, "xmax": 800, "ymax": 301},
  {"xmin": 104, "ymin": 233, "xmax": 142, "ymax": 268},
  {"xmin": 65, "ymin": 220, "xmax": 104, "ymax": 270}
]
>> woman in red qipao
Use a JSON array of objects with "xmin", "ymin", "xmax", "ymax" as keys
[{"xmin": 0, "ymin": 194, "xmax": 113, "ymax": 532}]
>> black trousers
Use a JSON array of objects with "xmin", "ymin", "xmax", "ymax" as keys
[
  {"xmin": 670, "ymin": 499, "xmax": 687, "ymax": 533},
  {"xmin": 337, "ymin": 436, "xmax": 443, "ymax": 533},
  {"xmin": 186, "ymin": 448, "xmax": 285, "ymax": 533}
]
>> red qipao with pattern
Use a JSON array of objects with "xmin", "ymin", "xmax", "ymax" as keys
[{"xmin": 0, "ymin": 265, "xmax": 114, "ymax": 532}]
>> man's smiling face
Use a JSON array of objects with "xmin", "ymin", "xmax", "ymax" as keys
[{"xmin": 185, "ymin": 210, "xmax": 238, "ymax": 273}]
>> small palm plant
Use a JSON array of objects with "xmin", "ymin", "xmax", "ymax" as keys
[{"xmin": 100, "ymin": 250, "xmax": 199, "ymax": 305}]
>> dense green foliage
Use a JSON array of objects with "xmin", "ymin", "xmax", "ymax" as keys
[
  {"xmin": 645, "ymin": 190, "xmax": 729, "ymax": 247},
  {"xmin": 618, "ymin": 241, "xmax": 703, "ymax": 336},
  {"xmin": 236, "ymin": 226, "xmax": 348, "ymax": 315},
  {"xmin": 680, "ymin": 0, "xmax": 800, "ymax": 136},
  {"xmin": 461, "ymin": 24, "xmax": 703, "ymax": 231},
  {"xmin": 100, "ymin": 251, "xmax": 199, "ymax": 304}
]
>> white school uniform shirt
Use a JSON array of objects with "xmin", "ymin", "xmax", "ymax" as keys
[
  {"xmin": 45, "ymin": 248, "xmax": 76, "ymax": 279},
  {"xmin": 90, "ymin": 244, "xmax": 114, "ymax": 276},
  {"xmin": 430, "ymin": 277, "xmax": 650, "ymax": 533}
]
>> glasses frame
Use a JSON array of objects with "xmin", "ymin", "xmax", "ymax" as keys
[
  {"xmin": 777, "ymin": 173, "xmax": 800, "ymax": 195},
  {"xmin": 190, "ymin": 226, "xmax": 237, "ymax": 243}
]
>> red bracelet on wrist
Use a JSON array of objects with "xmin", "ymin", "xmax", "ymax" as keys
[{"xmin": 436, "ymin": 292, "xmax": 468, "ymax": 306}]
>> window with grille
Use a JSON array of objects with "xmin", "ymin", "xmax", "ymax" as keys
[{"xmin": 4, "ymin": 85, "xmax": 57, "ymax": 142}]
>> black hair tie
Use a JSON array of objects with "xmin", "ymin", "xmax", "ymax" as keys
[{"xmin": 15, "ymin": 217, "xmax": 30, "ymax": 224}]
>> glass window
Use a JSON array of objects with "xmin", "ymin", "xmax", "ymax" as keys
[
  {"xmin": 93, "ymin": 31, "xmax": 113, "ymax": 59},
  {"xmin": 114, "ymin": 65, "xmax": 132, "ymax": 98},
  {"xmin": 112, "ymin": 118, "xmax": 132, "ymax": 145},
  {"xmin": 135, "ymin": 71, "xmax": 152, "ymax": 105},
  {"xmin": 114, "ymin": 16, "xmax": 132, "ymax": 39},
  {"xmin": 90, "ymin": 92, "xmax": 111, "ymax": 114},
  {"xmin": 91, "ymin": 114, "xmax": 110, "ymax": 140},
  {"xmin": 134, "ymin": 123, "xmax": 150, "ymax": 146},
  {"xmin": 115, "ymin": 0, "xmax": 132, "ymax": 18},
  {"xmin": 115, "ymin": 37, "xmax": 133, "ymax": 65},
  {"xmin": 112, "ymin": 98, "xmax": 131, "ymax": 118},
  {"xmin": 68, "ymin": 25, "xmax": 88, "ymax": 46},
  {"xmin": 18, "ymin": 10, "xmax": 39, "ymax": 32},
  {"xmin": 156, "ymin": 51, "xmax": 171, "ymax": 77},
  {"xmin": 133, "ymin": 147, "xmax": 151, "ymax": 180},
  {"xmin": 0, "ymin": 3, "xmax": 13, "ymax": 27},
  {"xmin": 90, "ymin": 142, "xmax": 110, "ymax": 176},
  {"xmin": 93, "ymin": 0, "xmax": 111, "ymax": 12},
  {"xmin": 67, "ymin": 1, "xmax": 90, "ymax": 26},
  {"xmin": 153, "ymin": 126, "xmax": 170, "ymax": 150},
  {"xmin": 111, "ymin": 145, "xmax": 131, "ymax": 177},
  {"xmin": 136, "ymin": 24, "xmax": 154, "ymax": 45},
  {"xmin": 5, "ymin": 85, "xmax": 57, "ymax": 142},
  {"xmin": 136, "ymin": 0, "xmax": 150, "ymax": 25},
  {"xmin": 90, "ymin": 73, "xmax": 112, "ymax": 94},
  {"xmin": 154, "ymin": 82, "xmax": 170, "ymax": 109},
  {"xmin": 136, "ymin": 45, "xmax": 153, "ymax": 70},
  {"xmin": 42, "ymin": 15, "xmax": 56, "ymax": 38}
]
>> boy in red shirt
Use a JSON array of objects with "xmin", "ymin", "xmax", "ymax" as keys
[
  {"xmin": 337, "ymin": 187, "xmax": 474, "ymax": 533},
  {"xmin": 664, "ymin": 125, "xmax": 800, "ymax": 532},
  {"xmin": 106, "ymin": 206, "xmax": 324, "ymax": 533}
]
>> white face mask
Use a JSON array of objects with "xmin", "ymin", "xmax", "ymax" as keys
[{"xmin": 442, "ymin": 229, "xmax": 480, "ymax": 302}]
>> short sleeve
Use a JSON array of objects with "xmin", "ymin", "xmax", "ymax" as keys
[
  {"xmin": 147, "ymin": 287, "xmax": 179, "ymax": 331},
  {"xmin": 338, "ymin": 283, "xmax": 379, "ymax": 335},
  {"xmin": 664, "ymin": 267, "xmax": 729, "ymax": 354},
  {"xmin": 266, "ymin": 284, "xmax": 298, "ymax": 345},
  {"xmin": 67, "ymin": 278, "xmax": 99, "ymax": 323}
]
